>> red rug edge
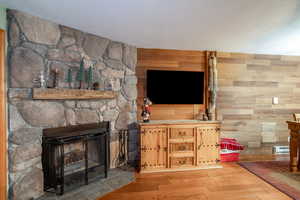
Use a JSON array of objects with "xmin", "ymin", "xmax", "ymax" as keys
[{"xmin": 238, "ymin": 161, "xmax": 296, "ymax": 200}]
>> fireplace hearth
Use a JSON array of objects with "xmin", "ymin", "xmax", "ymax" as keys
[{"xmin": 42, "ymin": 122, "xmax": 110, "ymax": 195}]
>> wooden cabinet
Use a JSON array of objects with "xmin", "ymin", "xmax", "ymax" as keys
[
  {"xmin": 139, "ymin": 121, "xmax": 221, "ymax": 173},
  {"xmin": 196, "ymin": 126, "xmax": 220, "ymax": 166},
  {"xmin": 140, "ymin": 127, "xmax": 168, "ymax": 171}
]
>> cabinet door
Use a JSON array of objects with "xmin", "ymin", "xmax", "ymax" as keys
[
  {"xmin": 140, "ymin": 127, "xmax": 167, "ymax": 171},
  {"xmin": 196, "ymin": 126, "xmax": 220, "ymax": 166}
]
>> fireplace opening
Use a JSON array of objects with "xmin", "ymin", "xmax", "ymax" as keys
[{"xmin": 42, "ymin": 122, "xmax": 110, "ymax": 195}]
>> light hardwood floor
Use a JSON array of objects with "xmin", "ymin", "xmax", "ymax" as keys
[{"xmin": 99, "ymin": 155, "xmax": 291, "ymax": 200}]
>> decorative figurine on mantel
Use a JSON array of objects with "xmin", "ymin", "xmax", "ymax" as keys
[
  {"xmin": 47, "ymin": 68, "xmax": 59, "ymax": 88},
  {"xmin": 66, "ymin": 68, "xmax": 73, "ymax": 89},
  {"xmin": 33, "ymin": 71, "xmax": 46, "ymax": 88},
  {"xmin": 87, "ymin": 66, "xmax": 93, "ymax": 90},
  {"xmin": 141, "ymin": 97, "xmax": 152, "ymax": 122},
  {"xmin": 76, "ymin": 58, "xmax": 85, "ymax": 89}
]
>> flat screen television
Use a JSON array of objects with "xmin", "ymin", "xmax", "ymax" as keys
[{"xmin": 146, "ymin": 70, "xmax": 204, "ymax": 104}]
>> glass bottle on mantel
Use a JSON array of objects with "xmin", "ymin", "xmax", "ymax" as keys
[{"xmin": 40, "ymin": 71, "xmax": 46, "ymax": 88}]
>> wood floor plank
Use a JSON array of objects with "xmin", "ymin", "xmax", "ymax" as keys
[{"xmin": 98, "ymin": 158, "xmax": 292, "ymax": 200}]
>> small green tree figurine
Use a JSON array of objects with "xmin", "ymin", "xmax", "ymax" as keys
[
  {"xmin": 66, "ymin": 68, "xmax": 72, "ymax": 89},
  {"xmin": 76, "ymin": 59, "xmax": 85, "ymax": 89},
  {"xmin": 87, "ymin": 66, "xmax": 93, "ymax": 89}
]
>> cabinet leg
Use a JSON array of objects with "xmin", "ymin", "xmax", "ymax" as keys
[{"xmin": 290, "ymin": 133, "xmax": 298, "ymax": 172}]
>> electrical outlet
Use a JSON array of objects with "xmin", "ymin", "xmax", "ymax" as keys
[{"xmin": 272, "ymin": 97, "xmax": 278, "ymax": 105}]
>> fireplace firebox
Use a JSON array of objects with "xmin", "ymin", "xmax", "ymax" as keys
[{"xmin": 42, "ymin": 122, "xmax": 110, "ymax": 195}]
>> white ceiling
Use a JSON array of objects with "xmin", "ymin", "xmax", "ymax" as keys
[{"xmin": 1, "ymin": 0, "xmax": 300, "ymax": 55}]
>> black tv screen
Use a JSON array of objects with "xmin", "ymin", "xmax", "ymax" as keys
[{"xmin": 147, "ymin": 70, "xmax": 204, "ymax": 104}]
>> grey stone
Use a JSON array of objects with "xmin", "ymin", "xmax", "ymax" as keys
[
  {"xmin": 117, "ymin": 93, "xmax": 128, "ymax": 109},
  {"xmin": 125, "ymin": 75, "xmax": 137, "ymax": 85},
  {"xmin": 17, "ymin": 101, "xmax": 65, "ymax": 127},
  {"xmin": 8, "ymin": 88, "xmax": 32, "ymax": 105},
  {"xmin": 65, "ymin": 45, "xmax": 80, "ymax": 52},
  {"xmin": 77, "ymin": 101, "xmax": 91, "ymax": 108},
  {"xmin": 11, "ymin": 143, "xmax": 42, "ymax": 167},
  {"xmin": 64, "ymin": 100, "xmax": 76, "ymax": 108},
  {"xmin": 60, "ymin": 25, "xmax": 75, "ymax": 37},
  {"xmin": 102, "ymin": 68, "xmax": 124, "ymax": 79},
  {"xmin": 107, "ymin": 99, "xmax": 117, "ymax": 108},
  {"xmin": 83, "ymin": 34, "xmax": 109, "ymax": 60},
  {"xmin": 10, "ymin": 127, "xmax": 42, "ymax": 145},
  {"xmin": 90, "ymin": 101, "xmax": 106, "ymax": 110},
  {"xmin": 8, "ymin": 20, "xmax": 20, "ymax": 47},
  {"xmin": 73, "ymin": 28, "xmax": 86, "ymax": 47},
  {"xmin": 12, "ymin": 10, "xmax": 60, "ymax": 45},
  {"xmin": 58, "ymin": 35, "xmax": 76, "ymax": 48},
  {"xmin": 104, "ymin": 59, "xmax": 124, "ymax": 70},
  {"xmin": 9, "ymin": 104, "xmax": 30, "ymax": 132},
  {"xmin": 125, "ymin": 67, "xmax": 135, "ymax": 75},
  {"xmin": 47, "ymin": 49, "xmax": 81, "ymax": 63},
  {"xmin": 94, "ymin": 61, "xmax": 106, "ymax": 70},
  {"xmin": 107, "ymin": 42, "xmax": 123, "ymax": 60},
  {"xmin": 65, "ymin": 109, "xmax": 76, "ymax": 125},
  {"xmin": 122, "ymin": 84, "xmax": 137, "ymax": 101},
  {"xmin": 106, "ymin": 175, "xmax": 133, "ymax": 191},
  {"xmin": 115, "ymin": 112, "xmax": 130, "ymax": 130},
  {"xmin": 10, "ymin": 47, "xmax": 44, "ymax": 88},
  {"xmin": 93, "ymin": 69, "xmax": 101, "ymax": 82},
  {"xmin": 11, "ymin": 167, "xmax": 43, "ymax": 200},
  {"xmin": 22, "ymin": 42, "xmax": 48, "ymax": 57},
  {"xmin": 110, "ymin": 79, "xmax": 121, "ymax": 91},
  {"xmin": 123, "ymin": 44, "xmax": 137, "ymax": 70},
  {"xmin": 75, "ymin": 110, "xmax": 99, "ymax": 124},
  {"xmin": 118, "ymin": 100, "xmax": 132, "ymax": 113},
  {"xmin": 103, "ymin": 109, "xmax": 119, "ymax": 121}
]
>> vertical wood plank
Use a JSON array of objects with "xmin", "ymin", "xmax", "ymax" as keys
[
  {"xmin": 0, "ymin": 29, "xmax": 6, "ymax": 200},
  {"xmin": 137, "ymin": 48, "xmax": 207, "ymax": 120}
]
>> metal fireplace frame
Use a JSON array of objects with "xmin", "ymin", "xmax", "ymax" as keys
[{"xmin": 42, "ymin": 122, "xmax": 110, "ymax": 195}]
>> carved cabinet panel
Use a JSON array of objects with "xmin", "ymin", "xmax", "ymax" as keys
[
  {"xmin": 140, "ymin": 127, "xmax": 168, "ymax": 171},
  {"xmin": 170, "ymin": 128, "xmax": 194, "ymax": 139},
  {"xmin": 170, "ymin": 157, "xmax": 194, "ymax": 168},
  {"xmin": 196, "ymin": 126, "xmax": 220, "ymax": 166}
]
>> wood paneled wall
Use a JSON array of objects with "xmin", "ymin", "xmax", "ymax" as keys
[
  {"xmin": 217, "ymin": 52, "xmax": 300, "ymax": 144},
  {"xmin": 137, "ymin": 48, "xmax": 299, "ymax": 144},
  {"xmin": 0, "ymin": 30, "xmax": 6, "ymax": 200},
  {"xmin": 137, "ymin": 48, "xmax": 207, "ymax": 120}
]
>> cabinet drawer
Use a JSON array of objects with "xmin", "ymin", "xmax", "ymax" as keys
[
  {"xmin": 170, "ymin": 128, "xmax": 194, "ymax": 139},
  {"xmin": 170, "ymin": 143, "xmax": 194, "ymax": 152},
  {"xmin": 170, "ymin": 157, "xmax": 194, "ymax": 168}
]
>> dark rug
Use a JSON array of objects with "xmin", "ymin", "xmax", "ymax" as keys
[{"xmin": 239, "ymin": 161, "xmax": 300, "ymax": 200}]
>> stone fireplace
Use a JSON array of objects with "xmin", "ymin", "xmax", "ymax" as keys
[
  {"xmin": 7, "ymin": 9, "xmax": 138, "ymax": 200},
  {"xmin": 42, "ymin": 122, "xmax": 110, "ymax": 195}
]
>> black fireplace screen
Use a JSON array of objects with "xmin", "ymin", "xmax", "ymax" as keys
[{"xmin": 42, "ymin": 122, "xmax": 110, "ymax": 195}]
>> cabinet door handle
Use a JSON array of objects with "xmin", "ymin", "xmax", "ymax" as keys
[{"xmin": 178, "ymin": 160, "xmax": 186, "ymax": 165}]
